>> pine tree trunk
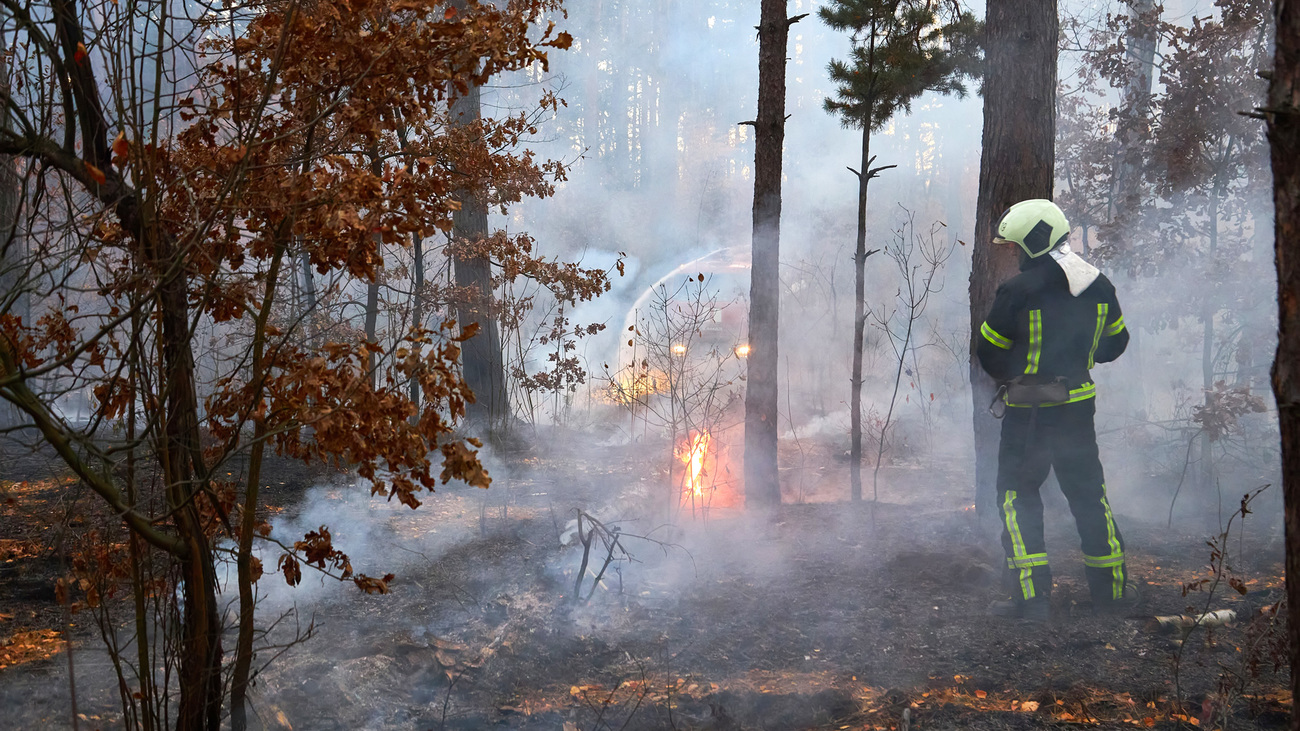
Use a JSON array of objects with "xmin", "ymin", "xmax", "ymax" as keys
[
  {"xmin": 449, "ymin": 5, "xmax": 509, "ymax": 430},
  {"xmin": 744, "ymin": 0, "xmax": 794, "ymax": 509},
  {"xmin": 1263, "ymin": 2, "xmax": 1299, "ymax": 727},
  {"xmin": 850, "ymin": 124, "xmax": 871, "ymax": 503},
  {"xmin": 969, "ymin": 0, "xmax": 1058, "ymax": 517}
]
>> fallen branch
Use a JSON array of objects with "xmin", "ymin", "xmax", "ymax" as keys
[
  {"xmin": 1144, "ymin": 609, "xmax": 1237, "ymax": 634},
  {"xmin": 568, "ymin": 510, "xmax": 689, "ymax": 604}
]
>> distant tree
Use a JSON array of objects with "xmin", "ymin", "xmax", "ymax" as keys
[
  {"xmin": 450, "ymin": 0, "xmax": 510, "ymax": 430},
  {"xmin": 1056, "ymin": 0, "xmax": 1273, "ymax": 502},
  {"xmin": 1262, "ymin": 0, "xmax": 1299, "ymax": 722},
  {"xmin": 0, "ymin": 43, "xmax": 22, "ymax": 433},
  {"xmin": 969, "ymin": 0, "xmax": 1059, "ymax": 517},
  {"xmin": 1056, "ymin": 0, "xmax": 1160, "ymax": 257},
  {"xmin": 744, "ymin": 0, "xmax": 805, "ymax": 509},
  {"xmin": 819, "ymin": 0, "xmax": 981, "ymax": 503}
]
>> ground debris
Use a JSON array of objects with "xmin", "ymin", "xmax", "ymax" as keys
[{"xmin": 0, "ymin": 628, "xmax": 62, "ymax": 671}]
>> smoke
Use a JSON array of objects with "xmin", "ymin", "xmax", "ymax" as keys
[
  {"xmin": 250, "ymin": 0, "xmax": 1281, "ymax": 722},
  {"xmin": 233, "ymin": 0, "xmax": 1284, "ymax": 637}
]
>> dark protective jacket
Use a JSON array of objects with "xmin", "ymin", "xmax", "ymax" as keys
[{"xmin": 977, "ymin": 257, "xmax": 1129, "ymax": 407}]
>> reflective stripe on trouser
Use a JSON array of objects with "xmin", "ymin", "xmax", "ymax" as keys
[
  {"xmin": 1080, "ymin": 491, "xmax": 1127, "ymax": 601},
  {"xmin": 999, "ymin": 488, "xmax": 1051, "ymax": 600},
  {"xmin": 996, "ymin": 399, "xmax": 1126, "ymax": 604}
]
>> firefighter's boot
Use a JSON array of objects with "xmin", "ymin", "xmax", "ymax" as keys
[
  {"xmin": 1090, "ymin": 581, "xmax": 1142, "ymax": 615},
  {"xmin": 988, "ymin": 596, "xmax": 1050, "ymax": 622}
]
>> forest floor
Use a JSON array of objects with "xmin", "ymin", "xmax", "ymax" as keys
[{"xmin": 0, "ymin": 432, "xmax": 1291, "ymax": 731}]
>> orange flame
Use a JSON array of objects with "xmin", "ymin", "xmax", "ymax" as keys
[{"xmin": 677, "ymin": 431, "xmax": 712, "ymax": 499}]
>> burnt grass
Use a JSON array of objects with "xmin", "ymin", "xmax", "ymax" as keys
[{"xmin": 0, "ymin": 435, "xmax": 1291, "ymax": 731}]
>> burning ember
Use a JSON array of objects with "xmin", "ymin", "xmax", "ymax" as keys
[{"xmin": 677, "ymin": 431, "xmax": 713, "ymax": 501}]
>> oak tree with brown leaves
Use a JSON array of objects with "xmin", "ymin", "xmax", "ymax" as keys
[{"xmin": 0, "ymin": 1, "xmax": 582, "ymax": 728}]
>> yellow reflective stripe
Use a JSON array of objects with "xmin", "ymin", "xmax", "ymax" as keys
[
  {"xmin": 1100, "ymin": 487, "xmax": 1125, "ymax": 600},
  {"xmin": 1083, "ymin": 553, "xmax": 1125, "ymax": 568},
  {"xmin": 1104, "ymin": 314, "xmax": 1126, "ymax": 337},
  {"xmin": 1088, "ymin": 303, "xmax": 1109, "ymax": 369},
  {"xmin": 981, "ymin": 321, "xmax": 1013, "ymax": 350},
  {"xmin": 1005, "ymin": 382, "xmax": 1096, "ymax": 408},
  {"xmin": 1007, "ymin": 553, "xmax": 1050, "ymax": 569},
  {"xmin": 1002, "ymin": 490, "xmax": 1036, "ymax": 599},
  {"xmin": 1024, "ymin": 310, "xmax": 1042, "ymax": 374}
]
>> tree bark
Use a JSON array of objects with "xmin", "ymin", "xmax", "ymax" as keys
[
  {"xmin": 745, "ymin": 0, "xmax": 794, "ymax": 510},
  {"xmin": 1264, "ymin": 1, "xmax": 1299, "ymax": 728},
  {"xmin": 850, "ymin": 124, "xmax": 871, "ymax": 503},
  {"xmin": 969, "ymin": 0, "xmax": 1059, "ymax": 517},
  {"xmin": 410, "ymin": 231, "xmax": 424, "ymax": 414},
  {"xmin": 229, "ymin": 245, "xmax": 287, "ymax": 731},
  {"xmin": 155, "ymin": 245, "xmax": 222, "ymax": 731},
  {"xmin": 299, "ymin": 248, "xmax": 317, "ymax": 343},
  {"xmin": 0, "ymin": 23, "xmax": 26, "ymax": 433},
  {"xmin": 1112, "ymin": 0, "xmax": 1158, "ymax": 224},
  {"xmin": 449, "ymin": 52, "xmax": 509, "ymax": 430},
  {"xmin": 365, "ymin": 147, "xmax": 383, "ymax": 389}
]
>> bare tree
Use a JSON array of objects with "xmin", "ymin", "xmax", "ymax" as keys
[
  {"xmin": 819, "ymin": 0, "xmax": 980, "ymax": 503},
  {"xmin": 868, "ymin": 210, "xmax": 955, "ymax": 506}
]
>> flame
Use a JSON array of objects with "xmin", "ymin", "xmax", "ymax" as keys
[
  {"xmin": 671, "ymin": 343, "xmax": 687, "ymax": 356},
  {"xmin": 604, "ymin": 371, "xmax": 664, "ymax": 403},
  {"xmin": 734, "ymin": 344, "xmax": 751, "ymax": 358},
  {"xmin": 677, "ymin": 431, "xmax": 713, "ymax": 499}
]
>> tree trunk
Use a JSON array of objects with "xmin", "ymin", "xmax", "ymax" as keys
[
  {"xmin": 850, "ymin": 124, "xmax": 871, "ymax": 503},
  {"xmin": 1263, "ymin": 1, "xmax": 1299, "ymax": 728},
  {"xmin": 1201, "ymin": 189, "xmax": 1221, "ymax": 507},
  {"xmin": 157, "ymin": 265, "xmax": 222, "ymax": 731},
  {"xmin": 229, "ymin": 245, "xmax": 287, "ymax": 731},
  {"xmin": 365, "ymin": 147, "xmax": 384, "ymax": 388},
  {"xmin": 744, "ymin": 0, "xmax": 794, "ymax": 510},
  {"xmin": 0, "ymin": 29, "xmax": 25, "ymax": 433},
  {"xmin": 1109, "ymin": 0, "xmax": 1160, "ymax": 415},
  {"xmin": 365, "ymin": 274, "xmax": 380, "ymax": 385},
  {"xmin": 584, "ymin": 0, "xmax": 603, "ymax": 158},
  {"xmin": 1112, "ymin": 0, "xmax": 1158, "ymax": 224},
  {"xmin": 449, "ymin": 50, "xmax": 509, "ymax": 430},
  {"xmin": 969, "ymin": 0, "xmax": 1059, "ymax": 517},
  {"xmin": 410, "ymin": 232, "xmax": 424, "ymax": 414},
  {"xmin": 299, "ymin": 249, "xmax": 316, "ymax": 343}
]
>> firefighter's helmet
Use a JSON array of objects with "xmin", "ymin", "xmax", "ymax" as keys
[{"xmin": 994, "ymin": 199, "xmax": 1071, "ymax": 258}]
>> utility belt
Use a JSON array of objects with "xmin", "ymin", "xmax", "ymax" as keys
[{"xmin": 988, "ymin": 375, "xmax": 1073, "ymax": 419}]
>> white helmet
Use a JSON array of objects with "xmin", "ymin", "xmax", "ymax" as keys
[{"xmin": 994, "ymin": 199, "xmax": 1071, "ymax": 258}]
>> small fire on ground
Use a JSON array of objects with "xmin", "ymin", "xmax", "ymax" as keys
[
  {"xmin": 678, "ymin": 431, "xmax": 713, "ymax": 501},
  {"xmin": 674, "ymin": 430, "xmax": 741, "ymax": 514}
]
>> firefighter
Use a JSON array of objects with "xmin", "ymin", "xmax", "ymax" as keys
[{"xmin": 976, "ymin": 199, "xmax": 1134, "ymax": 621}]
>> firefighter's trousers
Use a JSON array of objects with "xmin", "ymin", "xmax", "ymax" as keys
[{"xmin": 996, "ymin": 398, "xmax": 1127, "ymax": 603}]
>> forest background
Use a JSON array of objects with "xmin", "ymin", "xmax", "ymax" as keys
[{"xmin": 0, "ymin": 0, "xmax": 1287, "ymax": 728}]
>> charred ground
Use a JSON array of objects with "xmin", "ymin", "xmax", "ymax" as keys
[{"xmin": 0, "ymin": 435, "xmax": 1289, "ymax": 731}]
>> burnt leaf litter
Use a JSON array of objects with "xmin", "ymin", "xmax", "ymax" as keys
[{"xmin": 0, "ymin": 443, "xmax": 1289, "ymax": 730}]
